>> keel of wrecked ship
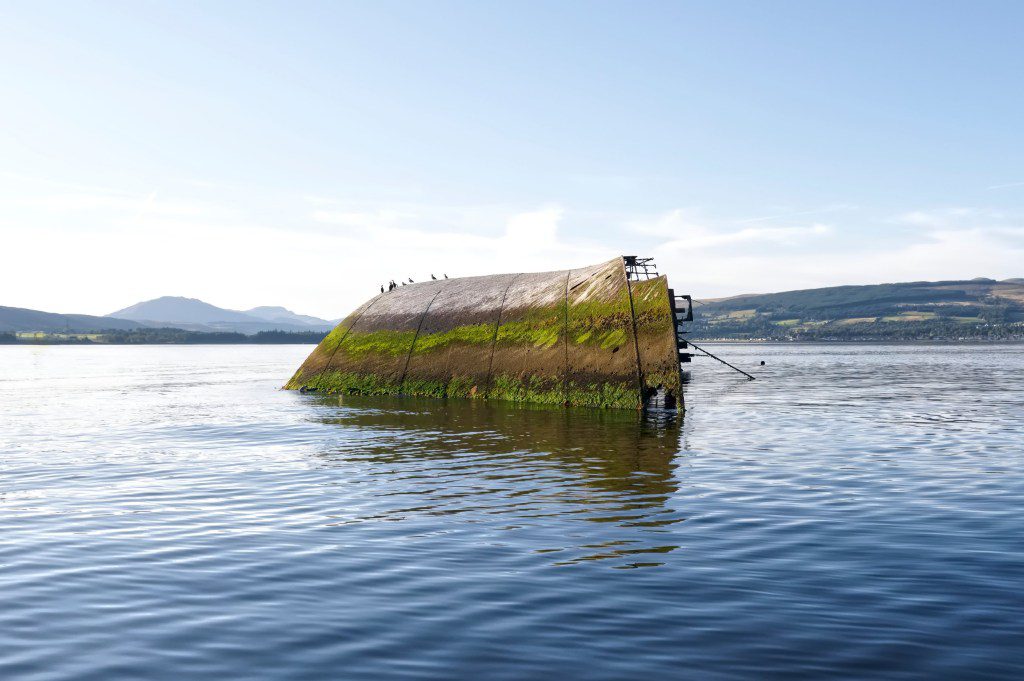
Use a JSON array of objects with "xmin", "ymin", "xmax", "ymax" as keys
[{"xmin": 286, "ymin": 256, "xmax": 693, "ymax": 410}]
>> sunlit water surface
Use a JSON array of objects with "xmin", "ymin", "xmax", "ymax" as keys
[{"xmin": 2, "ymin": 344, "xmax": 1023, "ymax": 679}]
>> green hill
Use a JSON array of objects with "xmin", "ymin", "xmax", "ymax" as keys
[
  {"xmin": 693, "ymin": 278, "xmax": 1024, "ymax": 341},
  {"xmin": 0, "ymin": 306, "xmax": 144, "ymax": 333}
]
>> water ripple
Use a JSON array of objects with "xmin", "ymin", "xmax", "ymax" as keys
[{"xmin": 1, "ymin": 344, "xmax": 1023, "ymax": 679}]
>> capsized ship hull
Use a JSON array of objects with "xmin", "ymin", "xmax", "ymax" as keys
[{"xmin": 286, "ymin": 257, "xmax": 684, "ymax": 410}]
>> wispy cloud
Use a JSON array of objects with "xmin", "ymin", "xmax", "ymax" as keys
[
  {"xmin": 894, "ymin": 207, "xmax": 1013, "ymax": 230},
  {"xmin": 310, "ymin": 204, "xmax": 604, "ymax": 270},
  {"xmin": 3, "ymin": 173, "xmax": 1022, "ymax": 318},
  {"xmin": 630, "ymin": 208, "xmax": 832, "ymax": 250},
  {"xmin": 634, "ymin": 205, "xmax": 1024, "ymax": 296},
  {"xmin": 735, "ymin": 204, "xmax": 856, "ymax": 224},
  {"xmin": 896, "ymin": 207, "xmax": 975, "ymax": 227},
  {"xmin": 987, "ymin": 180, "xmax": 1024, "ymax": 190}
]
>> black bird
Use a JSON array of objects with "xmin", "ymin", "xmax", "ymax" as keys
[
  {"xmin": 401, "ymin": 281, "xmax": 406, "ymax": 286},
  {"xmin": 408, "ymin": 277, "xmax": 414, "ymax": 283},
  {"xmin": 431, "ymin": 274, "xmax": 437, "ymax": 280},
  {"xmin": 444, "ymin": 273, "xmax": 448, "ymax": 279},
  {"xmin": 380, "ymin": 285, "xmax": 384, "ymax": 294}
]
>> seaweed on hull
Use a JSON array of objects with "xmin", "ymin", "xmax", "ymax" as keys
[{"xmin": 286, "ymin": 257, "xmax": 689, "ymax": 411}]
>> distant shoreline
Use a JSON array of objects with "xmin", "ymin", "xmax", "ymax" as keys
[
  {"xmin": 4, "ymin": 338, "xmax": 1024, "ymax": 347},
  {"xmin": 693, "ymin": 339, "xmax": 1024, "ymax": 345},
  {"xmin": 0, "ymin": 340, "xmax": 322, "ymax": 346},
  {"xmin": 0, "ymin": 328, "xmax": 327, "ymax": 345}
]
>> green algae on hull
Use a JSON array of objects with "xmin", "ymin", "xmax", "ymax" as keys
[{"xmin": 286, "ymin": 257, "xmax": 683, "ymax": 410}]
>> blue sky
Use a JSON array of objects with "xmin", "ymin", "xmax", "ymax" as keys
[{"xmin": 2, "ymin": 1, "xmax": 1022, "ymax": 318}]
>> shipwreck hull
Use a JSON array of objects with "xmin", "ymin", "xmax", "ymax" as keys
[{"xmin": 286, "ymin": 257, "xmax": 683, "ymax": 410}]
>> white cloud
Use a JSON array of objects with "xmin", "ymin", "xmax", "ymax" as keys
[
  {"xmin": 735, "ymin": 203, "xmax": 856, "ymax": 224},
  {"xmin": 503, "ymin": 206, "xmax": 562, "ymax": 248},
  {"xmin": 310, "ymin": 208, "xmax": 413, "ymax": 230},
  {"xmin": 987, "ymin": 181, "xmax": 1024, "ymax": 190},
  {"xmin": 648, "ymin": 207, "xmax": 1024, "ymax": 296},
  {"xmin": 0, "ymin": 186, "xmax": 612, "ymax": 318},
  {"xmin": 659, "ymin": 223, "xmax": 832, "ymax": 251},
  {"xmin": 629, "ymin": 208, "xmax": 832, "ymax": 251},
  {"xmin": 3, "ymin": 179, "xmax": 1021, "ymax": 319},
  {"xmin": 894, "ymin": 207, "xmax": 989, "ymax": 228}
]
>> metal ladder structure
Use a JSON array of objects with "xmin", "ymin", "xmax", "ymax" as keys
[{"xmin": 668, "ymin": 288, "xmax": 693, "ymax": 364}]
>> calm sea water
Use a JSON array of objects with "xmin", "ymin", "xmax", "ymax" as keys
[{"xmin": 1, "ymin": 343, "xmax": 1023, "ymax": 680}]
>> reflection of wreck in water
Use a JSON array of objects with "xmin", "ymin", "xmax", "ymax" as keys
[
  {"xmin": 305, "ymin": 395, "xmax": 685, "ymax": 567},
  {"xmin": 287, "ymin": 256, "xmax": 693, "ymax": 410}
]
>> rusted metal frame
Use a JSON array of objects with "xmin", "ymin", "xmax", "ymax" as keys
[
  {"xmin": 312, "ymin": 293, "xmax": 385, "ymax": 386},
  {"xmin": 624, "ymin": 256, "xmax": 659, "ymax": 281},
  {"xmin": 621, "ymin": 257, "xmax": 646, "ymax": 409},
  {"xmin": 398, "ymin": 286, "xmax": 445, "ymax": 392},
  {"xmin": 483, "ymin": 273, "xmax": 520, "ymax": 399}
]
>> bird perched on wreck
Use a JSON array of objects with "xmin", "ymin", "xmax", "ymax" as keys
[
  {"xmin": 444, "ymin": 273, "xmax": 448, "ymax": 279},
  {"xmin": 380, "ymin": 285, "xmax": 384, "ymax": 294},
  {"xmin": 431, "ymin": 274, "xmax": 437, "ymax": 280},
  {"xmin": 408, "ymin": 278, "xmax": 414, "ymax": 283}
]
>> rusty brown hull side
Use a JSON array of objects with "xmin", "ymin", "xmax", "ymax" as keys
[
  {"xmin": 286, "ymin": 257, "xmax": 682, "ymax": 410},
  {"xmin": 285, "ymin": 296, "xmax": 379, "ymax": 388},
  {"xmin": 402, "ymin": 273, "xmax": 518, "ymax": 398},
  {"xmin": 564, "ymin": 259, "xmax": 643, "ymax": 408},
  {"xmin": 484, "ymin": 269, "xmax": 568, "ymax": 405},
  {"xmin": 629, "ymin": 275, "xmax": 683, "ymax": 406}
]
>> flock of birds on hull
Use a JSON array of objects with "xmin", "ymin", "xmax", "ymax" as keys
[{"xmin": 381, "ymin": 273, "xmax": 448, "ymax": 294}]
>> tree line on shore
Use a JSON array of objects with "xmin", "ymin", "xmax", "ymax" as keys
[
  {"xmin": 691, "ymin": 318, "xmax": 1024, "ymax": 341},
  {"xmin": 692, "ymin": 279, "xmax": 1024, "ymax": 341},
  {"xmin": 0, "ymin": 328, "xmax": 328, "ymax": 344}
]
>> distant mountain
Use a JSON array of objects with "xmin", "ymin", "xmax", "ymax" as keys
[
  {"xmin": 244, "ymin": 306, "xmax": 332, "ymax": 327},
  {"xmin": 694, "ymin": 278, "xmax": 1024, "ymax": 341},
  {"xmin": 0, "ymin": 306, "xmax": 144, "ymax": 333},
  {"xmin": 110, "ymin": 296, "xmax": 257, "ymax": 324},
  {"xmin": 106, "ymin": 296, "xmax": 333, "ymax": 334},
  {"xmin": 10, "ymin": 278, "xmax": 1023, "ymax": 341}
]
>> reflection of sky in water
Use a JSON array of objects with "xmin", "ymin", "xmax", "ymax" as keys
[{"xmin": 1, "ymin": 344, "xmax": 1023, "ymax": 679}]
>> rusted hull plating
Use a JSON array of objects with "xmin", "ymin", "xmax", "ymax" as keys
[{"xmin": 285, "ymin": 257, "xmax": 682, "ymax": 410}]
